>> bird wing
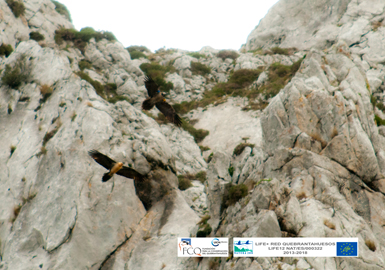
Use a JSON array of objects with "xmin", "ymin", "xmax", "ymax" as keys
[
  {"xmin": 156, "ymin": 101, "xmax": 182, "ymax": 126},
  {"xmin": 144, "ymin": 76, "xmax": 159, "ymax": 97},
  {"xmin": 88, "ymin": 150, "xmax": 115, "ymax": 170},
  {"xmin": 116, "ymin": 166, "xmax": 145, "ymax": 181}
]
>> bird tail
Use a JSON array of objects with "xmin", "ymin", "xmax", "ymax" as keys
[
  {"xmin": 102, "ymin": 173, "xmax": 112, "ymax": 182},
  {"xmin": 142, "ymin": 98, "xmax": 154, "ymax": 110}
]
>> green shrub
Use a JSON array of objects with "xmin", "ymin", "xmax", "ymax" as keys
[
  {"xmin": 195, "ymin": 171, "xmax": 207, "ymax": 183},
  {"xmin": 55, "ymin": 27, "xmax": 116, "ymax": 53},
  {"xmin": 271, "ymin": 47, "xmax": 289, "ymax": 55},
  {"xmin": 108, "ymin": 95, "xmax": 130, "ymax": 104},
  {"xmin": 78, "ymin": 60, "xmax": 92, "ymax": 71},
  {"xmin": 139, "ymin": 62, "xmax": 175, "ymax": 92},
  {"xmin": 228, "ymin": 167, "xmax": 234, "ymax": 177},
  {"xmin": 178, "ymin": 175, "xmax": 193, "ymax": 190},
  {"xmin": 6, "ymin": 0, "xmax": 25, "ymax": 18},
  {"xmin": 129, "ymin": 50, "xmax": 148, "ymax": 59},
  {"xmin": 2, "ymin": 63, "xmax": 29, "ymax": 89},
  {"xmin": 258, "ymin": 59, "xmax": 303, "ymax": 99},
  {"xmin": 375, "ymin": 115, "xmax": 385, "ymax": 126},
  {"xmin": 187, "ymin": 52, "xmax": 206, "ymax": 59},
  {"xmin": 52, "ymin": 0, "xmax": 72, "ymax": 22},
  {"xmin": 222, "ymin": 183, "xmax": 248, "ymax": 210},
  {"xmin": 181, "ymin": 121, "xmax": 209, "ymax": 143},
  {"xmin": 126, "ymin": 45, "xmax": 151, "ymax": 53},
  {"xmin": 233, "ymin": 143, "xmax": 255, "ymax": 156},
  {"xmin": 216, "ymin": 50, "xmax": 239, "ymax": 61},
  {"xmin": 29, "ymin": 31, "xmax": 45, "ymax": 41},
  {"xmin": 196, "ymin": 215, "xmax": 212, "ymax": 237},
  {"xmin": 191, "ymin": 62, "xmax": 211, "ymax": 76},
  {"xmin": 76, "ymin": 71, "xmax": 105, "ymax": 97},
  {"xmin": 0, "ymin": 44, "xmax": 13, "ymax": 57}
]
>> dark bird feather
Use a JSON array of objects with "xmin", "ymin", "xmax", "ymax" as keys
[
  {"xmin": 88, "ymin": 150, "xmax": 144, "ymax": 182},
  {"xmin": 142, "ymin": 76, "xmax": 182, "ymax": 127}
]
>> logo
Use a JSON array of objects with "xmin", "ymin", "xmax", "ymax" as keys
[
  {"xmin": 179, "ymin": 238, "xmax": 202, "ymax": 256},
  {"xmin": 212, "ymin": 238, "xmax": 220, "ymax": 247},
  {"xmin": 181, "ymin": 238, "xmax": 191, "ymax": 246},
  {"xmin": 234, "ymin": 240, "xmax": 253, "ymax": 255},
  {"xmin": 337, "ymin": 242, "xmax": 358, "ymax": 256}
]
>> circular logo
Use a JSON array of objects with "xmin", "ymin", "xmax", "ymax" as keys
[{"xmin": 212, "ymin": 238, "xmax": 220, "ymax": 247}]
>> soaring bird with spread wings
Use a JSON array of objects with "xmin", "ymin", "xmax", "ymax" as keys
[
  {"xmin": 88, "ymin": 150, "xmax": 144, "ymax": 182},
  {"xmin": 142, "ymin": 76, "xmax": 182, "ymax": 126}
]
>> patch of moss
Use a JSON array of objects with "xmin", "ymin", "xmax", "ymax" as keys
[
  {"xmin": 375, "ymin": 114, "xmax": 385, "ymax": 126},
  {"xmin": 139, "ymin": 62, "xmax": 175, "ymax": 92},
  {"xmin": 195, "ymin": 171, "xmax": 207, "ymax": 183},
  {"xmin": 129, "ymin": 50, "xmax": 148, "ymax": 60},
  {"xmin": 199, "ymin": 145, "xmax": 210, "ymax": 153},
  {"xmin": 76, "ymin": 71, "xmax": 105, "ymax": 97},
  {"xmin": 196, "ymin": 215, "xmax": 212, "ymax": 237},
  {"xmin": 216, "ymin": 50, "xmax": 239, "ymax": 61},
  {"xmin": 108, "ymin": 95, "xmax": 130, "ymax": 104},
  {"xmin": 1, "ymin": 62, "xmax": 29, "ymax": 89},
  {"xmin": 270, "ymin": 47, "xmax": 289, "ymax": 55},
  {"xmin": 233, "ymin": 143, "xmax": 255, "ymax": 156},
  {"xmin": 221, "ymin": 183, "xmax": 248, "ymax": 213},
  {"xmin": 29, "ymin": 31, "xmax": 45, "ymax": 42},
  {"xmin": 6, "ymin": 0, "xmax": 25, "ymax": 18},
  {"xmin": 190, "ymin": 62, "xmax": 211, "ymax": 76},
  {"xmin": 0, "ymin": 44, "xmax": 13, "ymax": 57},
  {"xmin": 228, "ymin": 167, "xmax": 234, "ymax": 177},
  {"xmin": 257, "ymin": 59, "xmax": 303, "ymax": 99},
  {"xmin": 181, "ymin": 121, "xmax": 209, "ymax": 143},
  {"xmin": 52, "ymin": 0, "xmax": 72, "ymax": 22},
  {"xmin": 126, "ymin": 45, "xmax": 151, "ymax": 53},
  {"xmin": 187, "ymin": 52, "xmax": 206, "ymax": 59},
  {"xmin": 178, "ymin": 174, "xmax": 193, "ymax": 190},
  {"xmin": 78, "ymin": 60, "xmax": 92, "ymax": 71}
]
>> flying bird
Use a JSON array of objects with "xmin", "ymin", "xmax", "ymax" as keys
[
  {"xmin": 88, "ymin": 150, "xmax": 144, "ymax": 182},
  {"xmin": 142, "ymin": 76, "xmax": 182, "ymax": 126}
]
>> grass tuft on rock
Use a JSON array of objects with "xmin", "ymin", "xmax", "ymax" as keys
[
  {"xmin": 375, "ymin": 114, "xmax": 385, "ymax": 126},
  {"xmin": 233, "ymin": 143, "xmax": 255, "ymax": 156},
  {"xmin": 190, "ymin": 62, "xmax": 211, "ymax": 76},
  {"xmin": 221, "ymin": 183, "xmax": 248, "ymax": 213},
  {"xmin": 6, "ymin": 0, "xmax": 25, "ymax": 18},
  {"xmin": 78, "ymin": 60, "xmax": 92, "ymax": 71},
  {"xmin": 126, "ymin": 45, "xmax": 151, "ymax": 53},
  {"xmin": 216, "ymin": 50, "xmax": 239, "ymax": 61},
  {"xmin": 0, "ymin": 44, "xmax": 14, "ymax": 57},
  {"xmin": 129, "ymin": 50, "xmax": 148, "ymax": 60},
  {"xmin": 55, "ymin": 27, "xmax": 116, "ymax": 53},
  {"xmin": 76, "ymin": 72, "xmax": 117, "ymax": 100},
  {"xmin": 29, "ymin": 31, "xmax": 45, "ymax": 41},
  {"xmin": 196, "ymin": 215, "xmax": 212, "ymax": 237},
  {"xmin": 187, "ymin": 52, "xmax": 206, "ymax": 59},
  {"xmin": 2, "ymin": 62, "xmax": 29, "ymax": 89},
  {"xmin": 52, "ymin": 0, "xmax": 72, "ymax": 22},
  {"xmin": 178, "ymin": 174, "xmax": 193, "ymax": 190}
]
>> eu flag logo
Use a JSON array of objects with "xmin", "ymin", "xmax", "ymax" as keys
[{"xmin": 337, "ymin": 242, "xmax": 358, "ymax": 256}]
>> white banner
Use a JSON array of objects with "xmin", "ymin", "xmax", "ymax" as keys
[
  {"xmin": 178, "ymin": 238, "xmax": 229, "ymax": 257},
  {"xmin": 233, "ymin": 238, "xmax": 358, "ymax": 257}
]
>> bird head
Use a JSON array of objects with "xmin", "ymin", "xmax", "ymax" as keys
[{"xmin": 117, "ymin": 162, "xmax": 123, "ymax": 169}]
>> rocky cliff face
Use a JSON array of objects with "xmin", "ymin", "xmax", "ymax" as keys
[{"xmin": 1, "ymin": 0, "xmax": 385, "ymax": 270}]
